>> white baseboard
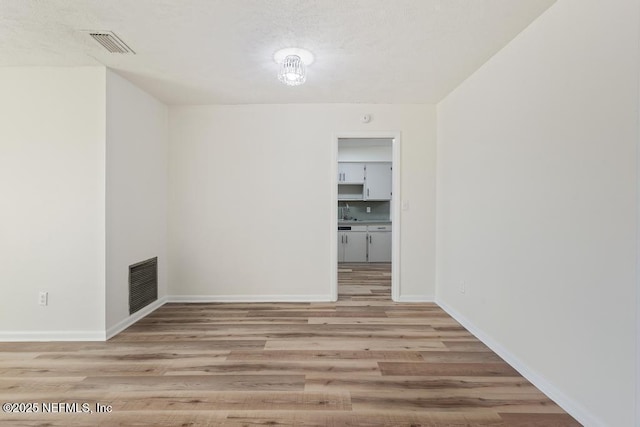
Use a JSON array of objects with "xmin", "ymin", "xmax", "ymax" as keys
[
  {"xmin": 168, "ymin": 294, "xmax": 332, "ymax": 303},
  {"xmin": 436, "ymin": 298, "xmax": 604, "ymax": 427},
  {"xmin": 0, "ymin": 330, "xmax": 106, "ymax": 342},
  {"xmin": 394, "ymin": 295, "xmax": 435, "ymax": 303},
  {"xmin": 105, "ymin": 296, "xmax": 168, "ymax": 340},
  {"xmin": 0, "ymin": 297, "xmax": 169, "ymax": 342}
]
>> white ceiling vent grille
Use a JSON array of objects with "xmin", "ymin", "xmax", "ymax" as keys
[{"xmin": 88, "ymin": 31, "xmax": 135, "ymax": 54}]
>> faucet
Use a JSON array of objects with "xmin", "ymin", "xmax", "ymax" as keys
[{"xmin": 342, "ymin": 203, "xmax": 350, "ymax": 220}]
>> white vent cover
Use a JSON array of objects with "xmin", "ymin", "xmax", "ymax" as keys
[{"xmin": 88, "ymin": 31, "xmax": 135, "ymax": 54}]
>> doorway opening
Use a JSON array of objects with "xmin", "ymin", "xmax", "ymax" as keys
[{"xmin": 331, "ymin": 134, "xmax": 401, "ymax": 301}]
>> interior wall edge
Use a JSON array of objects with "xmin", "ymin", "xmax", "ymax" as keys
[
  {"xmin": 436, "ymin": 298, "xmax": 604, "ymax": 427},
  {"xmin": 105, "ymin": 296, "xmax": 169, "ymax": 340}
]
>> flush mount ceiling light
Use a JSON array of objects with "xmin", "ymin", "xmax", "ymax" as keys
[{"xmin": 274, "ymin": 48, "xmax": 314, "ymax": 86}]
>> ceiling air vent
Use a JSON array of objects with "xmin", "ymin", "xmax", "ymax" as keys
[{"xmin": 88, "ymin": 31, "xmax": 135, "ymax": 54}]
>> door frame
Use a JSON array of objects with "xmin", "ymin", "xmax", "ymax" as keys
[
  {"xmin": 636, "ymin": 68, "xmax": 640, "ymax": 425},
  {"xmin": 330, "ymin": 131, "xmax": 401, "ymax": 301}
]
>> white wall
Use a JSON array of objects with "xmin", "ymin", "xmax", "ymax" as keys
[
  {"xmin": 0, "ymin": 67, "xmax": 107, "ymax": 340},
  {"xmin": 105, "ymin": 70, "xmax": 169, "ymax": 335},
  {"xmin": 436, "ymin": 1, "xmax": 639, "ymax": 426},
  {"xmin": 338, "ymin": 141, "xmax": 392, "ymax": 162},
  {"xmin": 169, "ymin": 104, "xmax": 436, "ymax": 300}
]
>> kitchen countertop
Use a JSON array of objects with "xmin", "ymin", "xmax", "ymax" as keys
[{"xmin": 338, "ymin": 220, "xmax": 392, "ymax": 225}]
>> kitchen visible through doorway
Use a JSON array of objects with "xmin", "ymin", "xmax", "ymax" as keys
[{"xmin": 337, "ymin": 137, "xmax": 394, "ymax": 300}]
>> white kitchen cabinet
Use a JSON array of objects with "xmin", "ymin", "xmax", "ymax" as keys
[
  {"xmin": 364, "ymin": 162, "xmax": 392, "ymax": 200},
  {"xmin": 337, "ymin": 232, "xmax": 345, "ymax": 262},
  {"xmin": 338, "ymin": 161, "xmax": 391, "ymax": 201},
  {"xmin": 345, "ymin": 231, "xmax": 367, "ymax": 262},
  {"xmin": 338, "ymin": 225, "xmax": 391, "ymax": 263},
  {"xmin": 367, "ymin": 229, "xmax": 392, "ymax": 262},
  {"xmin": 337, "ymin": 228, "xmax": 367, "ymax": 263},
  {"xmin": 338, "ymin": 162, "xmax": 365, "ymax": 183}
]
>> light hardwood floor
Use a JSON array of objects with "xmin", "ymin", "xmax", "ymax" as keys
[{"xmin": 0, "ymin": 263, "xmax": 580, "ymax": 426}]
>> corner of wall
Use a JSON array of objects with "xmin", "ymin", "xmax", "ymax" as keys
[
  {"xmin": 435, "ymin": 297, "xmax": 605, "ymax": 427},
  {"xmin": 105, "ymin": 71, "xmax": 169, "ymax": 333},
  {"xmin": 105, "ymin": 296, "xmax": 168, "ymax": 340}
]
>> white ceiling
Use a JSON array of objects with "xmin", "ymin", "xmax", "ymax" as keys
[{"xmin": 0, "ymin": 0, "xmax": 556, "ymax": 105}]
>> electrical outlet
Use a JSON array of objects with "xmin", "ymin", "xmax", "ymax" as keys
[
  {"xmin": 459, "ymin": 282, "xmax": 466, "ymax": 294},
  {"xmin": 38, "ymin": 291, "xmax": 48, "ymax": 306},
  {"xmin": 366, "ymin": 206, "xmax": 371, "ymax": 213}
]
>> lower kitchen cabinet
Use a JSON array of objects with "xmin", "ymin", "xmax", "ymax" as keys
[
  {"xmin": 337, "ymin": 230, "xmax": 367, "ymax": 262},
  {"xmin": 367, "ymin": 231, "xmax": 392, "ymax": 262},
  {"xmin": 338, "ymin": 225, "xmax": 391, "ymax": 263}
]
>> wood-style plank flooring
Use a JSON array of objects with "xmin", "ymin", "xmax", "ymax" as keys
[{"xmin": 0, "ymin": 263, "xmax": 580, "ymax": 426}]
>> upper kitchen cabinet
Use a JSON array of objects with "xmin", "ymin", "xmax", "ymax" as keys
[
  {"xmin": 338, "ymin": 162, "xmax": 365, "ymax": 183},
  {"xmin": 337, "ymin": 162, "xmax": 392, "ymax": 201},
  {"xmin": 364, "ymin": 162, "xmax": 392, "ymax": 200}
]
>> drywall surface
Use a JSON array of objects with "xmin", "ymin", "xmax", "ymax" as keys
[
  {"xmin": 338, "ymin": 145, "xmax": 392, "ymax": 162},
  {"xmin": 0, "ymin": 67, "xmax": 107, "ymax": 339},
  {"xmin": 436, "ymin": 1, "xmax": 639, "ymax": 425},
  {"xmin": 105, "ymin": 70, "xmax": 169, "ymax": 333},
  {"xmin": 169, "ymin": 104, "xmax": 436, "ymax": 300}
]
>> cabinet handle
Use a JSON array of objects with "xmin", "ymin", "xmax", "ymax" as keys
[
  {"xmin": 367, "ymin": 188, "xmax": 370, "ymax": 197},
  {"xmin": 345, "ymin": 235, "xmax": 348, "ymax": 244},
  {"xmin": 369, "ymin": 235, "xmax": 372, "ymax": 243}
]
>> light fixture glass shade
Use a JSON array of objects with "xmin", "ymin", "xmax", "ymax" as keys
[{"xmin": 278, "ymin": 55, "xmax": 306, "ymax": 86}]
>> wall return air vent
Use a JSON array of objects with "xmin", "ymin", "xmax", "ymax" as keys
[
  {"xmin": 129, "ymin": 257, "xmax": 158, "ymax": 315},
  {"xmin": 88, "ymin": 31, "xmax": 135, "ymax": 54}
]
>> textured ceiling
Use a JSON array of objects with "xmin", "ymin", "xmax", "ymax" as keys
[{"xmin": 0, "ymin": 0, "xmax": 556, "ymax": 105}]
